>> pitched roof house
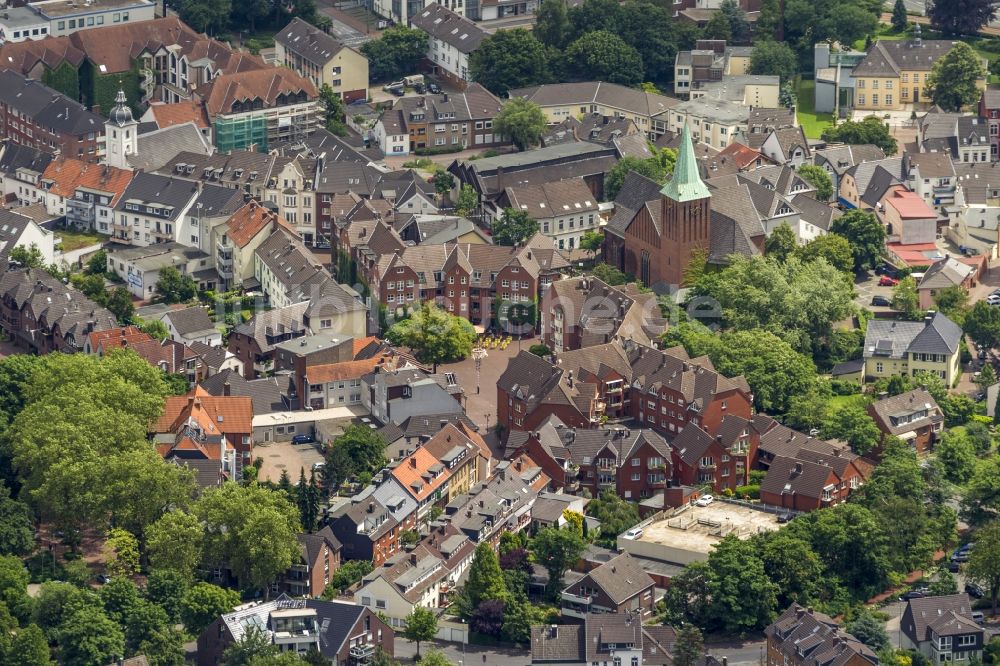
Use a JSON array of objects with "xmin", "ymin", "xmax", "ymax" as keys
[
  {"xmin": 561, "ymin": 552, "xmax": 656, "ymax": 619},
  {"xmin": 766, "ymin": 604, "xmax": 877, "ymax": 666},
  {"xmin": 901, "ymin": 594, "xmax": 983, "ymax": 664},
  {"xmin": 863, "ymin": 311, "xmax": 963, "ymax": 385},
  {"xmin": 867, "ymin": 388, "xmax": 944, "ymax": 455},
  {"xmin": 531, "ymin": 615, "xmax": 679, "ymax": 666}
]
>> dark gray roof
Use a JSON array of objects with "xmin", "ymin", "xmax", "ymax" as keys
[
  {"xmin": 909, "ymin": 311, "xmax": 964, "ymax": 355},
  {"xmin": 163, "ymin": 306, "xmax": 216, "ymax": 338},
  {"xmin": 276, "ymin": 17, "xmax": 349, "ymax": 64},
  {"xmin": 193, "ymin": 184, "xmax": 245, "ymax": 219},
  {"xmin": 0, "ymin": 141, "xmax": 54, "ymax": 177},
  {"xmin": 303, "ymin": 598, "xmax": 368, "ymax": 658},
  {"xmin": 575, "ymin": 552, "xmax": 654, "ymax": 605},
  {"xmin": 410, "ymin": 3, "xmax": 489, "ymax": 54},
  {"xmin": 864, "ymin": 312, "xmax": 962, "ymax": 359},
  {"xmin": 902, "ymin": 594, "xmax": 978, "ymax": 644},
  {"xmin": 605, "ymin": 171, "xmax": 665, "ymax": 235},
  {"xmin": 199, "ymin": 369, "xmax": 291, "ymax": 415},
  {"xmin": 869, "ymin": 388, "xmax": 942, "ymax": 436},
  {"xmin": 855, "ymin": 39, "xmax": 967, "ymax": 77},
  {"xmin": 0, "ymin": 70, "xmax": 103, "ymax": 136},
  {"xmin": 232, "ymin": 302, "xmax": 310, "ymax": 353},
  {"xmin": 791, "ymin": 193, "xmax": 842, "ymax": 232},
  {"xmin": 114, "ymin": 172, "xmax": 200, "ymax": 220},
  {"xmin": 396, "ymin": 412, "xmax": 479, "ymax": 439},
  {"xmin": 0, "ymin": 210, "xmax": 33, "ymax": 254},
  {"xmin": 158, "ymin": 149, "xmax": 276, "ymax": 188},
  {"xmin": 255, "ymin": 229, "xmax": 327, "ymax": 293},
  {"xmin": 128, "ymin": 123, "xmax": 213, "ymax": 172},
  {"xmin": 171, "ymin": 457, "xmax": 223, "ymax": 489}
]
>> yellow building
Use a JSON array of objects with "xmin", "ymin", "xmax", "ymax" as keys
[
  {"xmin": 275, "ymin": 17, "xmax": 369, "ymax": 103},
  {"xmin": 853, "ymin": 31, "xmax": 986, "ymax": 112},
  {"xmin": 863, "ymin": 312, "xmax": 963, "ymax": 386}
]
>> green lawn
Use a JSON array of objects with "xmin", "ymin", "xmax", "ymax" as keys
[
  {"xmin": 852, "ymin": 23, "xmax": 909, "ymax": 51},
  {"xmin": 827, "ymin": 393, "xmax": 866, "ymax": 412},
  {"xmin": 796, "ymin": 79, "xmax": 834, "ymax": 140},
  {"xmin": 55, "ymin": 228, "xmax": 104, "ymax": 252}
]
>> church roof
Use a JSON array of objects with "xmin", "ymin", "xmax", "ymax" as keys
[{"xmin": 661, "ymin": 124, "xmax": 711, "ymax": 203}]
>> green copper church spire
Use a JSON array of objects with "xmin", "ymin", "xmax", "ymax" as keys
[{"xmin": 660, "ymin": 123, "xmax": 711, "ymax": 202}]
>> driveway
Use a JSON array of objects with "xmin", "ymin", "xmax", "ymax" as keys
[
  {"xmin": 254, "ymin": 440, "xmax": 325, "ymax": 483},
  {"xmin": 854, "ymin": 271, "xmax": 897, "ymax": 313}
]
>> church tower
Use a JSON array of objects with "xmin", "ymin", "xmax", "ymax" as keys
[
  {"xmin": 104, "ymin": 89, "xmax": 138, "ymax": 169},
  {"xmin": 658, "ymin": 123, "xmax": 712, "ymax": 286}
]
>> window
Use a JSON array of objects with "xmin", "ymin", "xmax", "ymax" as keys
[
  {"xmin": 885, "ymin": 95, "xmax": 893, "ymax": 106},
  {"xmin": 858, "ymin": 95, "xmax": 865, "ymax": 106},
  {"xmin": 872, "ymin": 94, "xmax": 879, "ymax": 105},
  {"xmin": 113, "ymin": 12, "xmax": 121, "ymax": 22},
  {"xmin": 57, "ymin": 21, "xmax": 65, "ymax": 30},
  {"xmin": 958, "ymin": 636, "xmax": 976, "ymax": 648}
]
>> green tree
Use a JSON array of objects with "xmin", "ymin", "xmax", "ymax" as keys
[
  {"xmin": 155, "ymin": 267, "xmax": 198, "ymax": 304},
  {"xmin": 135, "ymin": 317, "xmax": 170, "ymax": 341},
  {"xmin": 935, "ymin": 285, "xmax": 969, "ymax": 323},
  {"xmin": 926, "ymin": 42, "xmax": 986, "ymax": 111},
  {"xmin": 673, "ymin": 625, "xmax": 704, "ymax": 666},
  {"xmin": 720, "ymin": 0, "xmax": 751, "ymax": 43},
  {"xmin": 139, "ymin": 627, "xmax": 187, "ymax": 666},
  {"xmin": 145, "ymin": 569, "xmax": 189, "ymax": 624},
  {"xmin": 586, "ymin": 491, "xmax": 641, "ymax": 547},
  {"xmin": 469, "ymin": 29, "xmax": 550, "ymax": 96},
  {"xmin": 821, "ymin": 404, "xmax": 881, "ymax": 455},
  {"xmin": 531, "ymin": 526, "xmax": 586, "ymax": 599},
  {"xmin": 935, "ymin": 427, "xmax": 978, "ymax": 482},
  {"xmin": 928, "ymin": 0, "xmax": 997, "ymax": 37},
  {"xmin": 892, "ymin": 277, "xmax": 921, "ymax": 320},
  {"xmin": 662, "ymin": 561, "xmax": 711, "ymax": 627},
  {"xmin": 892, "ymin": 0, "xmax": 909, "ymax": 31},
  {"xmin": 929, "ymin": 567, "xmax": 959, "ymax": 596},
  {"xmin": 494, "ymin": 98, "xmax": 547, "ymax": 151},
  {"xmin": 180, "ymin": 583, "xmax": 241, "ymax": 635},
  {"xmin": 104, "ymin": 447, "xmax": 196, "ymax": 543},
  {"xmin": 785, "ymin": 381, "xmax": 833, "ymax": 432},
  {"xmin": 533, "ymin": 0, "xmax": 570, "ymax": 48},
  {"xmin": 32, "ymin": 582, "xmax": 98, "ymax": 636},
  {"xmin": 324, "ymin": 560, "xmax": 373, "ymax": 596},
  {"xmin": 86, "ymin": 249, "xmax": 107, "ymax": 275},
  {"xmin": 822, "ymin": 116, "xmax": 898, "ymax": 156},
  {"xmin": 464, "ymin": 542, "xmax": 508, "ymax": 610},
  {"xmin": 978, "ymin": 364, "xmax": 998, "ymax": 395},
  {"xmin": 223, "ymin": 626, "xmax": 278, "ymax": 666},
  {"xmin": 755, "ymin": 0, "xmax": 781, "ymax": 40},
  {"xmin": 434, "ymin": 172, "xmax": 456, "ymax": 199},
  {"xmin": 796, "ymin": 233, "xmax": 855, "ymax": 274},
  {"xmin": 456, "ymin": 185, "xmax": 478, "ymax": 217},
  {"xmin": 56, "ymin": 606, "xmax": 125, "ymax": 666},
  {"xmin": 592, "ymin": 262, "xmax": 627, "ymax": 286},
  {"xmin": 764, "ymin": 223, "xmax": 798, "ymax": 262},
  {"xmin": 847, "ymin": 609, "xmax": 891, "ymax": 651},
  {"xmin": 0, "ymin": 555, "xmax": 30, "ymax": 623},
  {"xmin": 797, "ymin": 166, "xmax": 834, "ymax": 201},
  {"xmin": 702, "ymin": 11, "xmax": 732, "ymax": 41},
  {"xmin": 124, "ymin": 599, "xmax": 170, "ymax": 654},
  {"xmin": 750, "ymin": 40, "xmax": 799, "ymax": 83},
  {"xmin": 757, "ymin": 531, "xmax": 823, "ymax": 607},
  {"xmin": 105, "ymin": 287, "xmax": 135, "ymax": 324},
  {"xmin": 580, "ymin": 230, "xmax": 604, "ymax": 259},
  {"xmin": 706, "ymin": 535, "xmax": 779, "ymax": 632},
  {"xmin": 103, "ymin": 528, "xmax": 139, "ymax": 579},
  {"xmin": 830, "ymin": 209, "xmax": 886, "ymax": 272},
  {"xmin": 402, "ymin": 606, "xmax": 438, "ymax": 658},
  {"xmin": 9, "ymin": 244, "xmax": 45, "ymax": 269},
  {"xmin": 966, "ymin": 300, "xmax": 1000, "ymax": 348},
  {"xmin": 0, "ymin": 483, "xmax": 34, "ymax": 556},
  {"xmin": 318, "ymin": 83, "xmax": 347, "ymax": 136},
  {"xmin": 194, "ymin": 483, "xmax": 301, "ymax": 596},
  {"xmin": 967, "ymin": 520, "xmax": 1000, "ymax": 615},
  {"xmin": 492, "ymin": 208, "xmax": 540, "ymax": 246},
  {"xmin": 147, "ymin": 510, "xmax": 203, "ymax": 581},
  {"xmin": 604, "ymin": 154, "xmax": 674, "ymax": 201},
  {"xmin": 8, "ymin": 623, "xmax": 52, "ymax": 666},
  {"xmin": 419, "ymin": 651, "xmax": 454, "ymax": 666},
  {"xmin": 360, "ymin": 26, "xmax": 428, "ymax": 82},
  {"xmin": 385, "ymin": 303, "xmax": 476, "ymax": 371},
  {"xmin": 564, "ymin": 31, "xmax": 644, "ymax": 86},
  {"xmin": 713, "ymin": 330, "xmax": 817, "ymax": 414}
]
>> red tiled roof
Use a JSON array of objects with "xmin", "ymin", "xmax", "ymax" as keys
[
  {"xmin": 155, "ymin": 386, "xmax": 253, "ymax": 435},
  {"xmin": 196, "ymin": 67, "xmax": 318, "ymax": 117},
  {"xmin": 226, "ymin": 200, "xmax": 279, "ymax": 248},
  {"xmin": 884, "ymin": 186, "xmax": 937, "ymax": 219},
  {"xmin": 149, "ymin": 101, "xmax": 211, "ymax": 130},
  {"xmin": 43, "ymin": 157, "xmax": 134, "ymax": 206},
  {"xmin": 391, "ymin": 447, "xmax": 451, "ymax": 502}
]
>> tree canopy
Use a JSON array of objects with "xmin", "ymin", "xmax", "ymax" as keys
[
  {"xmin": 564, "ymin": 31, "xmax": 644, "ymax": 86},
  {"xmin": 494, "ymin": 98, "xmax": 548, "ymax": 151},
  {"xmin": 829, "ymin": 209, "xmax": 886, "ymax": 272},
  {"xmin": 821, "ymin": 116, "xmax": 898, "ymax": 156},
  {"xmin": 359, "ymin": 26, "xmax": 428, "ymax": 83},
  {"xmin": 469, "ymin": 29, "xmax": 551, "ymax": 96},
  {"xmin": 749, "ymin": 40, "xmax": 799, "ymax": 83},
  {"xmin": 492, "ymin": 208, "xmax": 540, "ymax": 247},
  {"xmin": 926, "ymin": 43, "xmax": 987, "ymax": 111},
  {"xmin": 797, "ymin": 165, "xmax": 834, "ymax": 201},
  {"xmin": 929, "ymin": 0, "xmax": 997, "ymax": 36},
  {"xmin": 385, "ymin": 303, "xmax": 477, "ymax": 371}
]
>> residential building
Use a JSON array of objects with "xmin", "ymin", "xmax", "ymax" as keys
[
  {"xmin": 40, "ymin": 157, "xmax": 133, "ymax": 233},
  {"xmin": 863, "ymin": 311, "xmax": 963, "ymax": 384},
  {"xmin": 838, "ymin": 157, "xmax": 906, "ymax": 211},
  {"xmin": 673, "ymin": 41, "xmax": 755, "ymax": 98},
  {"xmin": 328, "ymin": 497, "xmax": 411, "ymax": 566},
  {"xmin": 375, "ymin": 86, "xmax": 505, "ymax": 156},
  {"xmin": 916, "ymin": 256, "xmax": 979, "ymax": 309},
  {"xmin": 0, "ymin": 70, "xmax": 104, "ymax": 162},
  {"xmin": 753, "ymin": 127, "xmax": 812, "ymax": 166},
  {"xmin": 0, "ymin": 208, "xmax": 58, "ymax": 265},
  {"xmin": 0, "ymin": 266, "xmax": 118, "ymax": 353},
  {"xmin": 604, "ymin": 125, "xmax": 765, "ymax": 288},
  {"xmin": 228, "ymin": 302, "xmax": 310, "ymax": 378},
  {"xmin": 979, "ymin": 85, "xmax": 1000, "ymax": 160},
  {"xmin": 106, "ymin": 242, "xmax": 216, "ymax": 299},
  {"xmin": 493, "ymin": 179, "xmax": 600, "ymax": 251},
  {"xmin": 196, "ymin": 67, "xmax": 321, "ymax": 152},
  {"xmin": 867, "ymin": 388, "xmax": 944, "ymax": 455},
  {"xmin": 765, "ymin": 604, "xmax": 878, "ymax": 666},
  {"xmin": 279, "ymin": 528, "xmax": 342, "ymax": 598},
  {"xmin": 197, "ymin": 596, "xmax": 394, "ymax": 666},
  {"xmin": 445, "ymin": 461, "xmax": 543, "ymax": 546},
  {"xmin": 275, "ymin": 17, "xmax": 369, "ymax": 103},
  {"xmin": 0, "ymin": 7, "xmax": 51, "ymax": 43},
  {"xmin": 273, "ymin": 334, "xmax": 384, "ymax": 407},
  {"xmin": 759, "ymin": 447, "xmax": 871, "ymax": 512},
  {"xmin": 530, "ymin": 492, "xmax": 587, "ymax": 530},
  {"xmin": 111, "ymin": 172, "xmax": 201, "ymax": 247},
  {"xmin": 0, "ymin": 142, "xmax": 53, "ymax": 208},
  {"xmin": 540, "ymin": 276, "xmax": 668, "ymax": 353},
  {"xmin": 530, "ymin": 615, "xmax": 679, "ymax": 666},
  {"xmin": 812, "ymin": 144, "xmax": 886, "ymax": 194},
  {"xmin": 189, "ymin": 341, "xmax": 245, "ymax": 378},
  {"xmin": 901, "ymin": 595, "xmax": 984, "ymax": 666},
  {"xmin": 509, "ymin": 82, "xmax": 680, "ymax": 138},
  {"xmin": 199, "ymin": 369, "xmax": 290, "ymax": 415},
  {"xmin": 410, "ymin": 4, "xmax": 488, "ymax": 88},
  {"xmin": 671, "ymin": 415, "xmax": 756, "ymax": 493},
  {"xmin": 363, "ymin": 365, "xmax": 464, "ymax": 427},
  {"xmin": 86, "ymin": 325, "xmax": 208, "ymax": 386},
  {"xmin": 665, "ymin": 96, "xmax": 750, "ymax": 149},
  {"xmin": 355, "ymin": 526, "xmax": 475, "ymax": 626},
  {"xmin": 853, "ymin": 28, "xmax": 986, "ymax": 111},
  {"xmin": 905, "ymin": 151, "xmax": 958, "ymax": 208},
  {"xmin": 813, "ymin": 43, "xmax": 867, "ymax": 114},
  {"xmin": 561, "ymin": 552, "xmax": 656, "ymax": 619},
  {"xmin": 214, "ymin": 201, "xmax": 287, "ymax": 289},
  {"xmin": 152, "ymin": 387, "xmax": 253, "ymax": 476},
  {"xmin": 882, "ymin": 186, "xmax": 938, "ymax": 245},
  {"xmin": 29, "ymin": 0, "xmax": 155, "ymax": 38},
  {"xmin": 160, "ymin": 306, "xmax": 222, "ymax": 347}
]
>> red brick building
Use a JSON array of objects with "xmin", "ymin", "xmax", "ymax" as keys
[
  {"xmin": 278, "ymin": 527, "xmax": 343, "ymax": 597},
  {"xmin": 670, "ymin": 415, "xmax": 757, "ymax": 493}
]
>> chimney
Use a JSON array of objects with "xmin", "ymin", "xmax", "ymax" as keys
[
  {"xmin": 796, "ymin": 607, "xmax": 806, "ymax": 619},
  {"xmin": 91, "ymin": 104, "xmax": 101, "ymax": 115},
  {"xmin": 567, "ymin": 370, "xmax": 573, "ymax": 388},
  {"xmin": 410, "ymin": 553, "xmax": 418, "ymax": 565},
  {"xmin": 443, "ymin": 93, "xmax": 449, "ymax": 102},
  {"xmin": 793, "ymin": 462, "xmax": 803, "ymax": 475},
  {"xmin": 924, "ymin": 311, "xmax": 935, "ymax": 326},
  {"xmin": 410, "ymin": 457, "xmax": 417, "ymax": 468},
  {"xmin": 223, "ymin": 381, "xmax": 231, "ymax": 396}
]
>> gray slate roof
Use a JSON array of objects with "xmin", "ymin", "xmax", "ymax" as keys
[
  {"xmin": 163, "ymin": 306, "xmax": 216, "ymax": 338},
  {"xmin": 114, "ymin": 172, "xmax": 200, "ymax": 220},
  {"xmin": 864, "ymin": 311, "xmax": 962, "ymax": 360},
  {"xmin": 0, "ymin": 70, "xmax": 103, "ymax": 136},
  {"xmin": 276, "ymin": 17, "xmax": 349, "ymax": 64},
  {"xmin": 410, "ymin": 3, "xmax": 488, "ymax": 54}
]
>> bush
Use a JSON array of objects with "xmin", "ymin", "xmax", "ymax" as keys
[
  {"xmin": 414, "ymin": 145, "xmax": 465, "ymax": 156},
  {"xmin": 735, "ymin": 484, "xmax": 760, "ymax": 499},
  {"xmin": 831, "ymin": 380, "xmax": 862, "ymax": 396},
  {"xmin": 402, "ymin": 158, "xmax": 435, "ymax": 169},
  {"xmin": 528, "ymin": 344, "xmax": 550, "ymax": 357}
]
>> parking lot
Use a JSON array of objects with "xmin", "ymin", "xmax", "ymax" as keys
[
  {"xmin": 255, "ymin": 440, "xmax": 326, "ymax": 484},
  {"xmin": 854, "ymin": 270, "xmax": 898, "ymax": 313}
]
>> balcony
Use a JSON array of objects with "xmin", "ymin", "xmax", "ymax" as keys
[
  {"xmin": 139, "ymin": 68, "xmax": 155, "ymax": 97},
  {"xmin": 561, "ymin": 591, "xmax": 592, "ymax": 620},
  {"xmin": 351, "ymin": 644, "xmax": 376, "ymax": 664},
  {"xmin": 700, "ymin": 462, "xmax": 717, "ymax": 470},
  {"xmin": 67, "ymin": 198, "xmax": 96, "ymax": 226}
]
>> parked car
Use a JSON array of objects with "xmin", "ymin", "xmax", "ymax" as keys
[
  {"xmin": 965, "ymin": 583, "xmax": 985, "ymax": 599},
  {"xmin": 876, "ymin": 263, "xmax": 900, "ymax": 278},
  {"xmin": 951, "ymin": 552, "xmax": 970, "ymax": 563},
  {"xmin": 428, "ymin": 82, "xmax": 441, "ymax": 94},
  {"xmin": 948, "ymin": 561, "xmax": 961, "ymax": 572},
  {"xmin": 312, "ymin": 461, "xmax": 325, "ymax": 471},
  {"xmin": 623, "ymin": 527, "xmax": 644, "ymax": 540},
  {"xmin": 390, "ymin": 86, "xmax": 406, "ymax": 97},
  {"xmin": 871, "ymin": 295, "xmax": 892, "ymax": 307},
  {"xmin": 777, "ymin": 512, "xmax": 795, "ymax": 523},
  {"xmin": 972, "ymin": 611, "xmax": 985, "ymax": 624},
  {"xmin": 879, "ymin": 276, "xmax": 899, "ymax": 287},
  {"xmin": 900, "ymin": 589, "xmax": 926, "ymax": 601},
  {"xmin": 987, "ymin": 294, "xmax": 1000, "ymax": 306},
  {"xmin": 695, "ymin": 494, "xmax": 715, "ymax": 507},
  {"xmin": 291, "ymin": 434, "xmax": 315, "ymax": 445}
]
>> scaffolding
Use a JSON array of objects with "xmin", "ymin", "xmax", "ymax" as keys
[{"xmin": 214, "ymin": 114, "xmax": 268, "ymax": 152}]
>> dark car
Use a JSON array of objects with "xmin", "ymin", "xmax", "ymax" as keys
[
  {"xmin": 900, "ymin": 589, "xmax": 927, "ymax": 601},
  {"xmin": 413, "ymin": 83, "xmax": 426, "ymax": 94},
  {"xmin": 777, "ymin": 512, "xmax": 794, "ymax": 523},
  {"xmin": 871, "ymin": 295, "xmax": 892, "ymax": 307},
  {"xmin": 948, "ymin": 561, "xmax": 961, "ymax": 572},
  {"xmin": 876, "ymin": 263, "xmax": 900, "ymax": 278},
  {"xmin": 390, "ymin": 86, "xmax": 406, "ymax": 97},
  {"xmin": 965, "ymin": 583, "xmax": 985, "ymax": 599},
  {"xmin": 428, "ymin": 82, "xmax": 441, "ymax": 94},
  {"xmin": 291, "ymin": 434, "xmax": 315, "ymax": 445}
]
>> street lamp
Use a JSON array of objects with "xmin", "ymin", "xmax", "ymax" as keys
[{"xmin": 471, "ymin": 346, "xmax": 487, "ymax": 395}]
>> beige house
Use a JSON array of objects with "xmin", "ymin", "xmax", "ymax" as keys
[
  {"xmin": 863, "ymin": 312, "xmax": 963, "ymax": 385},
  {"xmin": 853, "ymin": 30, "xmax": 986, "ymax": 112},
  {"xmin": 508, "ymin": 81, "xmax": 680, "ymax": 138},
  {"xmin": 274, "ymin": 17, "xmax": 369, "ymax": 103}
]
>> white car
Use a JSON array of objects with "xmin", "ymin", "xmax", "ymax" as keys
[
  {"xmin": 987, "ymin": 294, "xmax": 1000, "ymax": 306},
  {"xmin": 623, "ymin": 527, "xmax": 644, "ymax": 540},
  {"xmin": 695, "ymin": 494, "xmax": 715, "ymax": 507}
]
